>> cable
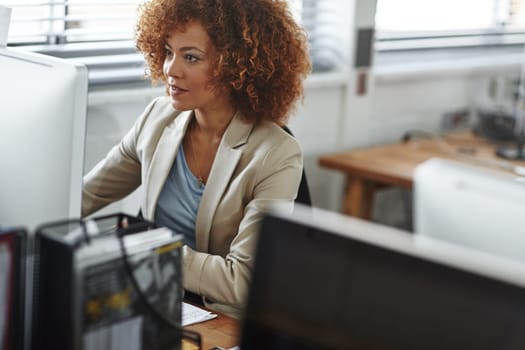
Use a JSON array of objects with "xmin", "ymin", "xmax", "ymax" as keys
[{"xmin": 115, "ymin": 218, "xmax": 202, "ymax": 349}]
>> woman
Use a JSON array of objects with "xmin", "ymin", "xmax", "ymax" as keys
[{"xmin": 82, "ymin": 0, "xmax": 311, "ymax": 318}]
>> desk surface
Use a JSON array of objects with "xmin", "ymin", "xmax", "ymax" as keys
[
  {"xmin": 185, "ymin": 311, "xmax": 240, "ymax": 349},
  {"xmin": 319, "ymin": 131, "xmax": 524, "ymax": 188},
  {"xmin": 318, "ymin": 131, "xmax": 525, "ymax": 218}
]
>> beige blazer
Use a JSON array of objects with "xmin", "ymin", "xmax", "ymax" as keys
[{"xmin": 82, "ymin": 96, "xmax": 303, "ymax": 317}]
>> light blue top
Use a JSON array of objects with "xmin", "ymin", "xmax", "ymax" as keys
[{"xmin": 155, "ymin": 145, "xmax": 204, "ymax": 249}]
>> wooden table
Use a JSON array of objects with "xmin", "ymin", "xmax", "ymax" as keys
[
  {"xmin": 318, "ymin": 131, "xmax": 525, "ymax": 219},
  {"xmin": 184, "ymin": 311, "xmax": 240, "ymax": 349}
]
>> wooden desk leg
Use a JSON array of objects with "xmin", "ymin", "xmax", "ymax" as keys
[{"xmin": 343, "ymin": 177, "xmax": 374, "ymax": 220}]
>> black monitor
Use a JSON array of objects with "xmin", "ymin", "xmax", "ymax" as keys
[
  {"xmin": 240, "ymin": 206, "xmax": 525, "ymax": 350},
  {"xmin": 0, "ymin": 228, "xmax": 26, "ymax": 350}
]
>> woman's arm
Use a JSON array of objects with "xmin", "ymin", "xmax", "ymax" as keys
[{"xmin": 82, "ymin": 98, "xmax": 162, "ymax": 217}]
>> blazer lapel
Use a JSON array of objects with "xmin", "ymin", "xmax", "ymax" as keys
[
  {"xmin": 144, "ymin": 110, "xmax": 193, "ymax": 218},
  {"xmin": 195, "ymin": 113, "xmax": 254, "ymax": 252}
]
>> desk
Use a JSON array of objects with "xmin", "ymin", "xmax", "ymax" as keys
[
  {"xmin": 185, "ymin": 311, "xmax": 240, "ymax": 349},
  {"xmin": 318, "ymin": 131, "xmax": 525, "ymax": 219}
]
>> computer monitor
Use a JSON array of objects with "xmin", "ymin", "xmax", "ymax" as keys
[
  {"xmin": 0, "ymin": 46, "xmax": 88, "ymax": 231},
  {"xmin": 414, "ymin": 157, "xmax": 525, "ymax": 263},
  {"xmin": 241, "ymin": 205, "xmax": 525, "ymax": 350}
]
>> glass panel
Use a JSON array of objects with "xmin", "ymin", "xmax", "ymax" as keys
[
  {"xmin": 508, "ymin": 0, "xmax": 525, "ymax": 28},
  {"xmin": 65, "ymin": 0, "xmax": 141, "ymax": 42},
  {"xmin": 1, "ymin": 0, "xmax": 53, "ymax": 44},
  {"xmin": 376, "ymin": 0, "xmax": 495, "ymax": 33}
]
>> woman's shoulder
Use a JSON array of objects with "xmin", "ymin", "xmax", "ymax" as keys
[
  {"xmin": 145, "ymin": 96, "xmax": 178, "ymax": 119},
  {"xmin": 256, "ymin": 120, "xmax": 300, "ymax": 144},
  {"xmin": 135, "ymin": 96, "xmax": 184, "ymax": 129},
  {"xmin": 246, "ymin": 121, "xmax": 303, "ymax": 176},
  {"xmin": 122, "ymin": 97, "xmax": 190, "ymax": 150},
  {"xmin": 246, "ymin": 120, "xmax": 303, "ymax": 156}
]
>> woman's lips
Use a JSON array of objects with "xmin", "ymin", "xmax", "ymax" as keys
[{"xmin": 169, "ymin": 85, "xmax": 188, "ymax": 96}]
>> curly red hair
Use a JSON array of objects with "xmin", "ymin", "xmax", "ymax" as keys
[{"xmin": 135, "ymin": 0, "xmax": 311, "ymax": 124}]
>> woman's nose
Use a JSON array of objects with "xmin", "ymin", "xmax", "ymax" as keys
[{"xmin": 165, "ymin": 56, "xmax": 183, "ymax": 78}]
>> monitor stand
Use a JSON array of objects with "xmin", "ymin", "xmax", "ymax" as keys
[
  {"xmin": 498, "ymin": 46, "xmax": 525, "ymax": 161},
  {"xmin": 496, "ymin": 142, "xmax": 525, "ymax": 160},
  {"xmin": 496, "ymin": 134, "xmax": 525, "ymax": 160}
]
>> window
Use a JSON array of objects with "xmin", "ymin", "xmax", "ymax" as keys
[
  {"xmin": 375, "ymin": 0, "xmax": 525, "ymax": 51},
  {"xmin": 2, "ymin": 0, "xmax": 141, "ymax": 45},
  {"xmin": 1, "ymin": 0, "xmax": 344, "ymax": 86}
]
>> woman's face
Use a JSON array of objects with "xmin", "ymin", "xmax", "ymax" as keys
[{"xmin": 163, "ymin": 21, "xmax": 226, "ymax": 113}]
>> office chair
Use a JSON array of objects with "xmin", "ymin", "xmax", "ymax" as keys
[{"xmin": 281, "ymin": 125, "xmax": 312, "ymax": 207}]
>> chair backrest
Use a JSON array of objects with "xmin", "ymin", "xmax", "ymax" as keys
[{"xmin": 281, "ymin": 125, "xmax": 312, "ymax": 207}]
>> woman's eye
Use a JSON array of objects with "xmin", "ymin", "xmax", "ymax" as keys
[
  {"xmin": 164, "ymin": 48, "xmax": 173, "ymax": 56},
  {"xmin": 185, "ymin": 54, "xmax": 198, "ymax": 63}
]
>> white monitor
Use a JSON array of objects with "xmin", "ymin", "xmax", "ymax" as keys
[
  {"xmin": 414, "ymin": 157, "xmax": 525, "ymax": 263},
  {"xmin": 0, "ymin": 47, "xmax": 88, "ymax": 231}
]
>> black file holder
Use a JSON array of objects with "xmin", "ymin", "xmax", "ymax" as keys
[
  {"xmin": 30, "ymin": 213, "xmax": 189, "ymax": 350},
  {"xmin": 0, "ymin": 227, "xmax": 27, "ymax": 350}
]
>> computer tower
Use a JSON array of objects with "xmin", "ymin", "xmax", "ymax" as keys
[{"xmin": 31, "ymin": 213, "xmax": 183, "ymax": 350}]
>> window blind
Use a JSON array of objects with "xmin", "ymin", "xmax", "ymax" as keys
[
  {"xmin": 1, "ymin": 0, "xmax": 343, "ymax": 85},
  {"xmin": 300, "ymin": 0, "xmax": 342, "ymax": 72},
  {"xmin": 3, "ymin": 1, "xmax": 141, "ymax": 44},
  {"xmin": 375, "ymin": 0, "xmax": 525, "ymax": 51}
]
